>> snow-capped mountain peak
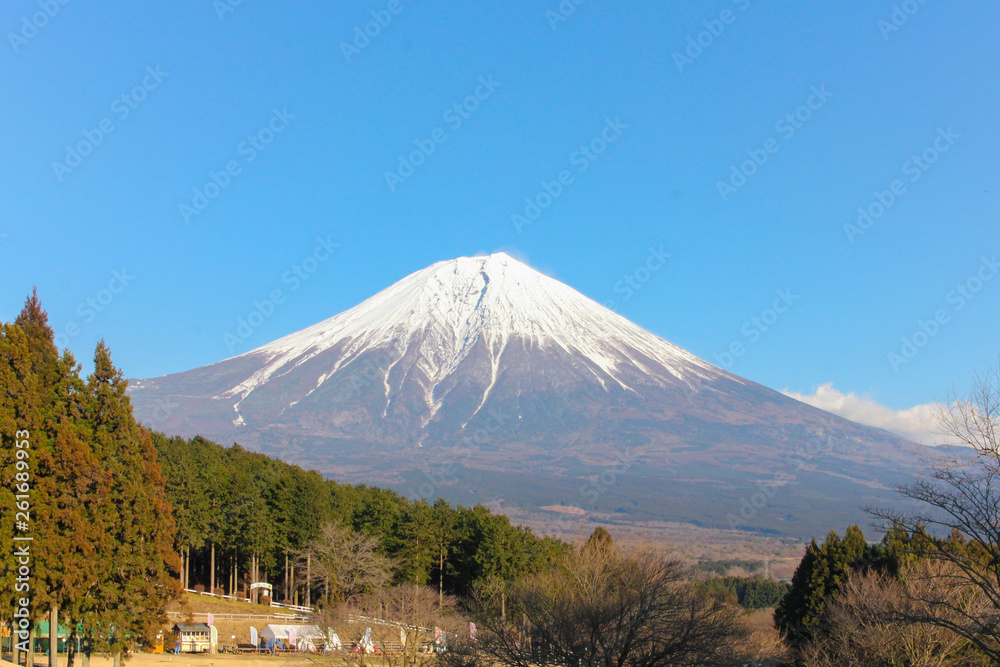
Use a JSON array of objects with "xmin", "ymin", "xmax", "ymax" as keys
[
  {"xmin": 128, "ymin": 253, "xmax": 927, "ymax": 539},
  {"xmin": 218, "ymin": 253, "xmax": 722, "ymax": 415}
]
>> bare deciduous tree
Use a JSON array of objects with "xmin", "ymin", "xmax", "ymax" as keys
[
  {"xmin": 871, "ymin": 363, "xmax": 1000, "ymax": 660},
  {"xmin": 473, "ymin": 543, "xmax": 756, "ymax": 667},
  {"xmin": 323, "ymin": 584, "xmax": 464, "ymax": 667},
  {"xmin": 801, "ymin": 562, "xmax": 990, "ymax": 667},
  {"xmin": 299, "ymin": 521, "xmax": 394, "ymax": 605}
]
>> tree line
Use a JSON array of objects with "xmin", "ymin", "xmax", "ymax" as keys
[
  {"xmin": 0, "ymin": 291, "xmax": 566, "ymax": 665},
  {"xmin": 0, "ymin": 291, "xmax": 178, "ymax": 667},
  {"xmin": 152, "ymin": 432, "xmax": 569, "ymax": 606}
]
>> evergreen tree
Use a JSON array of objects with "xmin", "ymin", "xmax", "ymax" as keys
[
  {"xmin": 0, "ymin": 322, "xmax": 38, "ymax": 638},
  {"xmin": 83, "ymin": 342, "xmax": 181, "ymax": 666},
  {"xmin": 774, "ymin": 525, "xmax": 871, "ymax": 646},
  {"xmin": 583, "ymin": 526, "xmax": 614, "ymax": 553},
  {"xmin": 392, "ymin": 500, "xmax": 436, "ymax": 586}
]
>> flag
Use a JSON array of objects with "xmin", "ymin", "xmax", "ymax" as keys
[
  {"xmin": 469, "ymin": 623, "xmax": 477, "ymax": 640},
  {"xmin": 251, "ymin": 626, "xmax": 259, "ymax": 646},
  {"xmin": 207, "ymin": 613, "xmax": 214, "ymax": 627},
  {"xmin": 288, "ymin": 627, "xmax": 297, "ymax": 649}
]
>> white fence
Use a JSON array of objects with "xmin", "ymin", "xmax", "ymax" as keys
[
  {"xmin": 182, "ymin": 588, "xmax": 315, "ymax": 613},
  {"xmin": 167, "ymin": 610, "xmax": 313, "ymax": 623}
]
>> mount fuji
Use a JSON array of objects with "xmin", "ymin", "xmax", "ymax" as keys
[{"xmin": 128, "ymin": 253, "xmax": 927, "ymax": 538}]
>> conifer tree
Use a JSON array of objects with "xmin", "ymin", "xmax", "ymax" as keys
[
  {"xmin": 83, "ymin": 342, "xmax": 180, "ymax": 667},
  {"xmin": 12, "ymin": 290, "xmax": 86, "ymax": 667},
  {"xmin": 774, "ymin": 525, "xmax": 871, "ymax": 646},
  {"xmin": 0, "ymin": 322, "xmax": 38, "ymax": 666}
]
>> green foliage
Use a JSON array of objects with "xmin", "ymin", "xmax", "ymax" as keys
[
  {"xmin": 0, "ymin": 291, "xmax": 568, "ymax": 634},
  {"xmin": 583, "ymin": 526, "xmax": 614, "ymax": 553},
  {"xmin": 697, "ymin": 576, "xmax": 790, "ymax": 610},
  {"xmin": 0, "ymin": 293, "xmax": 181, "ymax": 662},
  {"xmin": 151, "ymin": 433, "xmax": 567, "ymax": 600},
  {"xmin": 774, "ymin": 522, "xmax": 973, "ymax": 647},
  {"xmin": 774, "ymin": 526, "xmax": 870, "ymax": 645}
]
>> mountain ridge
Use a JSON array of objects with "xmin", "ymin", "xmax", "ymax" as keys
[{"xmin": 128, "ymin": 253, "xmax": 928, "ymax": 538}]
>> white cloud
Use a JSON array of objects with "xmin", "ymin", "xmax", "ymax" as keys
[{"xmin": 782, "ymin": 383, "xmax": 943, "ymax": 445}]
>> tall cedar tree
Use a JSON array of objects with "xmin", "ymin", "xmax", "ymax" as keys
[
  {"xmin": 0, "ymin": 323, "xmax": 38, "ymax": 624},
  {"xmin": 14, "ymin": 290, "xmax": 97, "ymax": 667},
  {"xmin": 84, "ymin": 341, "xmax": 181, "ymax": 666}
]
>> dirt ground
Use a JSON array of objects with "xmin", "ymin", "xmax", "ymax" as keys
[{"xmin": 3, "ymin": 653, "xmax": 337, "ymax": 667}]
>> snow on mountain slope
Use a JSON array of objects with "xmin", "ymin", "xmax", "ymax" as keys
[
  {"xmin": 212, "ymin": 253, "xmax": 728, "ymax": 421},
  {"xmin": 128, "ymin": 252, "xmax": 930, "ymax": 539}
]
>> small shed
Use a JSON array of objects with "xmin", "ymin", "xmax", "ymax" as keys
[
  {"xmin": 260, "ymin": 624, "xmax": 325, "ymax": 652},
  {"xmin": 173, "ymin": 623, "xmax": 212, "ymax": 653}
]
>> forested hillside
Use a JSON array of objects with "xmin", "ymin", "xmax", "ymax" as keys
[
  {"xmin": 0, "ymin": 291, "xmax": 565, "ymax": 664},
  {"xmin": 153, "ymin": 432, "xmax": 568, "ymax": 605}
]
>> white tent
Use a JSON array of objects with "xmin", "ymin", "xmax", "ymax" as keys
[{"xmin": 260, "ymin": 624, "xmax": 326, "ymax": 651}]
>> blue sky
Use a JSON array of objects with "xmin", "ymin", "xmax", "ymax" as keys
[{"xmin": 1, "ymin": 1, "xmax": 997, "ymax": 437}]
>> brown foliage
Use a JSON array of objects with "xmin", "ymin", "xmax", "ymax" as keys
[
  {"xmin": 319, "ymin": 584, "xmax": 463, "ymax": 667},
  {"xmin": 801, "ymin": 562, "xmax": 991, "ymax": 666},
  {"xmin": 473, "ymin": 543, "xmax": 762, "ymax": 667}
]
